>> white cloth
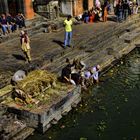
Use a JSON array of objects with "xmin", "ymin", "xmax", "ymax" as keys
[
  {"xmin": 12, "ymin": 70, "xmax": 26, "ymax": 82},
  {"xmin": 70, "ymin": 79, "xmax": 76, "ymax": 85}
]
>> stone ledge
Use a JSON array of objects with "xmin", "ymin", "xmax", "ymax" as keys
[{"xmin": 5, "ymin": 86, "xmax": 81, "ymax": 133}]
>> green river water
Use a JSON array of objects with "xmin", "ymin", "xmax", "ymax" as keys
[{"xmin": 27, "ymin": 48, "xmax": 140, "ymax": 140}]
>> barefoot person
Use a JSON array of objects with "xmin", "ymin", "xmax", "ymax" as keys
[{"xmin": 20, "ymin": 30, "xmax": 31, "ymax": 63}]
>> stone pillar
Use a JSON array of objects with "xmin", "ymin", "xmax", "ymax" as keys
[{"xmin": 24, "ymin": 0, "xmax": 35, "ymax": 19}]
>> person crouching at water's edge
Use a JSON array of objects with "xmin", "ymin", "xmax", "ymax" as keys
[
  {"xmin": 64, "ymin": 15, "xmax": 73, "ymax": 48},
  {"xmin": 90, "ymin": 65, "xmax": 100, "ymax": 83}
]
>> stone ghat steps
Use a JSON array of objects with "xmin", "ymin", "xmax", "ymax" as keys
[
  {"xmin": 77, "ymin": 21, "xmax": 140, "ymax": 70},
  {"xmin": 51, "ymin": 37, "xmax": 123, "ymax": 74},
  {"xmin": 2, "ymin": 14, "xmax": 138, "ymax": 68},
  {"xmin": 47, "ymin": 35, "xmax": 119, "ymax": 73},
  {"xmin": 84, "ymin": 23, "xmax": 140, "ymax": 62},
  {"xmin": 44, "ymin": 16, "xmax": 140, "ymax": 74},
  {"xmin": 0, "ymin": 16, "xmax": 64, "ymax": 44},
  {"xmin": 0, "ymin": 112, "xmax": 33, "ymax": 140},
  {"xmin": 0, "ymin": 15, "xmax": 139, "ymax": 88},
  {"xmin": 40, "ymin": 15, "xmax": 140, "ymax": 67},
  {"xmin": 0, "ymin": 14, "xmax": 46, "ymax": 43},
  {"xmin": 0, "ymin": 16, "xmax": 140, "ymax": 140},
  {"xmin": 74, "ymin": 15, "xmax": 140, "ymax": 48},
  {"xmin": 120, "ymin": 27, "xmax": 140, "ymax": 43},
  {"xmin": 11, "ymin": 127, "xmax": 34, "ymax": 140},
  {"xmin": 42, "ymin": 33, "xmax": 119, "ymax": 70},
  {"xmin": 0, "ymin": 15, "xmax": 139, "ymax": 82},
  {"xmin": 0, "ymin": 23, "xmax": 44, "ymax": 44}
]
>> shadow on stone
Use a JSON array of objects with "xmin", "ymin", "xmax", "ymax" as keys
[
  {"xmin": 53, "ymin": 40, "xmax": 64, "ymax": 48},
  {"xmin": 12, "ymin": 54, "xmax": 25, "ymax": 61},
  {"xmin": 106, "ymin": 48, "xmax": 115, "ymax": 55},
  {"xmin": 107, "ymin": 16, "xmax": 117, "ymax": 22}
]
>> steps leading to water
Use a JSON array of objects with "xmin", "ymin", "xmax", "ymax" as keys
[
  {"xmin": 0, "ymin": 14, "xmax": 140, "ymax": 140},
  {"xmin": 0, "ymin": 14, "xmax": 65, "ymax": 44},
  {"xmin": 41, "ymin": 14, "xmax": 140, "ymax": 75}
]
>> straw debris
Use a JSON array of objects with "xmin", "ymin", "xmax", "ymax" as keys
[{"xmin": 12, "ymin": 70, "xmax": 57, "ymax": 104}]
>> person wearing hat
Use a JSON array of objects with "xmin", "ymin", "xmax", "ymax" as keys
[
  {"xmin": 20, "ymin": 30, "xmax": 31, "ymax": 63},
  {"xmin": 90, "ymin": 65, "xmax": 100, "ymax": 83}
]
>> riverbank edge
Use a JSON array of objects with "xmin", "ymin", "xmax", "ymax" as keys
[
  {"xmin": 1, "ymin": 16, "xmax": 140, "ymax": 140},
  {"xmin": 2, "ymin": 42, "xmax": 138, "ymax": 140}
]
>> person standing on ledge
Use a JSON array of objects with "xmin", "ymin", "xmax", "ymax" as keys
[{"xmin": 63, "ymin": 15, "xmax": 73, "ymax": 48}]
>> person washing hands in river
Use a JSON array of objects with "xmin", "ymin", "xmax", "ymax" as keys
[
  {"xmin": 61, "ymin": 63, "xmax": 76, "ymax": 86},
  {"xmin": 90, "ymin": 65, "xmax": 100, "ymax": 84}
]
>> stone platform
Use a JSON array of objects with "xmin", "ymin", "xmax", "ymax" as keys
[{"xmin": 1, "ymin": 84, "xmax": 81, "ymax": 134}]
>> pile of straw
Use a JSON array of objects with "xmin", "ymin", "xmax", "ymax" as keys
[{"xmin": 15, "ymin": 70, "xmax": 57, "ymax": 97}]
